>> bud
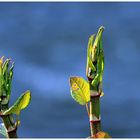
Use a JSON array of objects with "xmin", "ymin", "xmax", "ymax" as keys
[
  {"xmin": 0, "ymin": 57, "xmax": 14, "ymax": 105},
  {"xmin": 86, "ymin": 26, "xmax": 105, "ymax": 93}
]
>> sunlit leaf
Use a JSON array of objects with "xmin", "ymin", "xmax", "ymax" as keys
[
  {"xmin": 0, "ymin": 123, "xmax": 8, "ymax": 138},
  {"xmin": 3, "ymin": 90, "xmax": 31, "ymax": 115},
  {"xmin": 69, "ymin": 77, "xmax": 90, "ymax": 105}
]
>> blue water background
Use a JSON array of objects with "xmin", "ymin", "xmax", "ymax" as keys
[{"xmin": 0, "ymin": 2, "xmax": 140, "ymax": 138}]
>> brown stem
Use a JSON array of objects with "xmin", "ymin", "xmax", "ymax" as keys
[
  {"xmin": 86, "ymin": 103, "xmax": 90, "ymax": 118},
  {"xmin": 1, "ymin": 114, "xmax": 18, "ymax": 138},
  {"xmin": 0, "ymin": 104, "xmax": 18, "ymax": 138}
]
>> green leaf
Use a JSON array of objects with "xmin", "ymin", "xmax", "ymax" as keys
[
  {"xmin": 0, "ymin": 57, "xmax": 4, "ymax": 97},
  {"xmin": 0, "ymin": 123, "xmax": 8, "ymax": 138},
  {"xmin": 88, "ymin": 59, "xmax": 96, "ymax": 72},
  {"xmin": 88, "ymin": 34, "xmax": 94, "ymax": 49},
  {"xmin": 7, "ymin": 62, "xmax": 14, "ymax": 99},
  {"xmin": 91, "ymin": 26, "xmax": 104, "ymax": 62},
  {"xmin": 3, "ymin": 90, "xmax": 31, "ymax": 115},
  {"xmin": 91, "ymin": 49, "xmax": 104, "ymax": 88},
  {"xmin": 97, "ymin": 51, "xmax": 104, "ymax": 81},
  {"xmin": 86, "ymin": 35, "xmax": 96, "ymax": 76},
  {"xmin": 91, "ymin": 73, "xmax": 100, "ymax": 87},
  {"xmin": 93, "ymin": 26, "xmax": 104, "ymax": 50},
  {"xmin": 87, "ymin": 35, "xmax": 94, "ymax": 63},
  {"xmin": 69, "ymin": 77, "xmax": 90, "ymax": 105},
  {"xmin": 2, "ymin": 59, "xmax": 10, "ymax": 84}
]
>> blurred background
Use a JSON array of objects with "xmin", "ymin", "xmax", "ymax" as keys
[{"xmin": 0, "ymin": 2, "xmax": 140, "ymax": 138}]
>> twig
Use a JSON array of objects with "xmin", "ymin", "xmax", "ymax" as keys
[{"xmin": 86, "ymin": 103, "xmax": 90, "ymax": 118}]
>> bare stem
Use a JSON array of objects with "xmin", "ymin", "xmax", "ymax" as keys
[
  {"xmin": 86, "ymin": 103, "xmax": 90, "ymax": 118},
  {"xmin": 0, "ymin": 104, "xmax": 18, "ymax": 138},
  {"xmin": 1, "ymin": 114, "xmax": 18, "ymax": 138},
  {"xmin": 90, "ymin": 95, "xmax": 101, "ymax": 137},
  {"xmin": 89, "ymin": 83, "xmax": 101, "ymax": 137}
]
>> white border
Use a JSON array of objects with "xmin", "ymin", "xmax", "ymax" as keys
[{"xmin": 0, "ymin": 0, "xmax": 139, "ymax": 2}]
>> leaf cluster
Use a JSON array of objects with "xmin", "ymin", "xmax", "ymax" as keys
[
  {"xmin": 69, "ymin": 26, "xmax": 104, "ymax": 106},
  {"xmin": 0, "ymin": 57, "xmax": 31, "ymax": 138}
]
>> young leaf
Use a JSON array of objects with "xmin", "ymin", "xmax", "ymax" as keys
[
  {"xmin": 88, "ymin": 34, "xmax": 94, "ymax": 49},
  {"xmin": 0, "ymin": 57, "xmax": 4, "ymax": 97},
  {"xmin": 91, "ymin": 73, "xmax": 100, "ymax": 87},
  {"xmin": 91, "ymin": 51, "xmax": 104, "ymax": 88},
  {"xmin": 97, "ymin": 51, "xmax": 104, "ymax": 75},
  {"xmin": 69, "ymin": 77, "xmax": 90, "ymax": 105},
  {"xmin": 91, "ymin": 26, "xmax": 104, "ymax": 62},
  {"xmin": 86, "ymin": 35, "xmax": 96, "ymax": 76},
  {"xmin": 3, "ymin": 90, "xmax": 31, "ymax": 115},
  {"xmin": 7, "ymin": 62, "xmax": 14, "ymax": 100},
  {"xmin": 2, "ymin": 59, "xmax": 10, "ymax": 85},
  {"xmin": 0, "ymin": 123, "xmax": 8, "ymax": 138}
]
